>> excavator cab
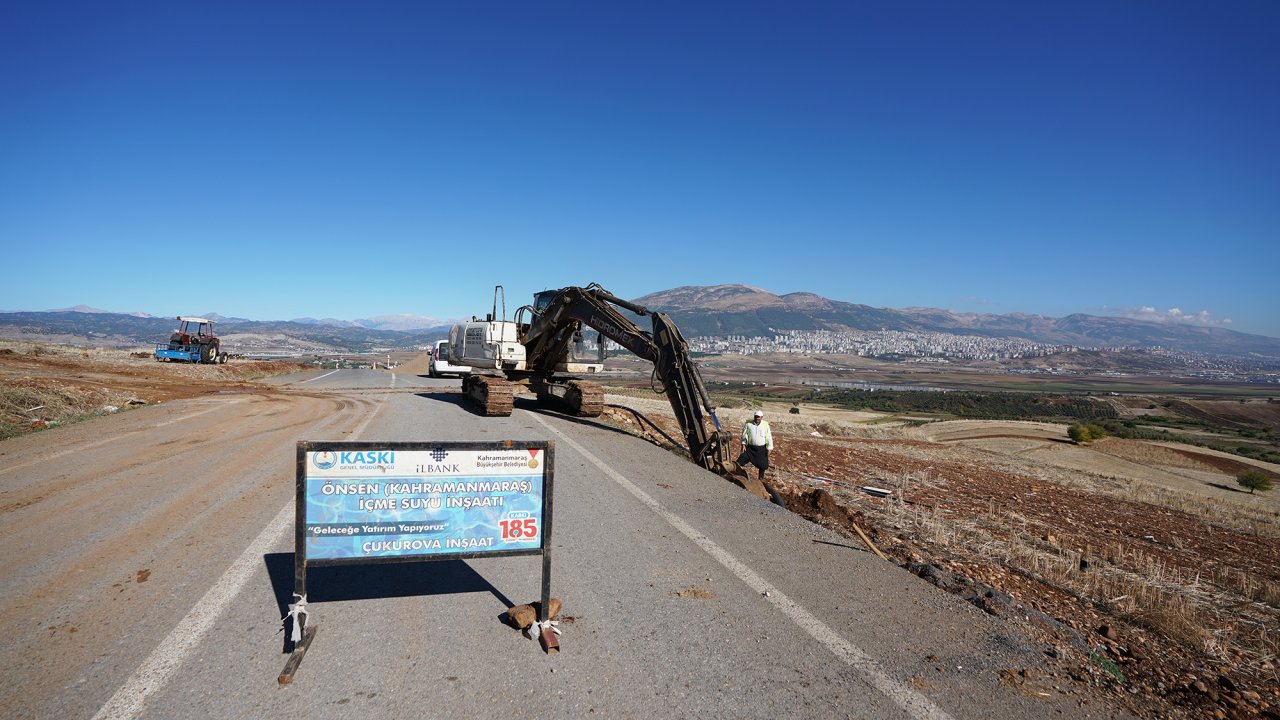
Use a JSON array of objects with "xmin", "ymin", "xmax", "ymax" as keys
[
  {"xmin": 516, "ymin": 291, "xmax": 605, "ymax": 369},
  {"xmin": 532, "ymin": 290, "xmax": 558, "ymax": 314}
]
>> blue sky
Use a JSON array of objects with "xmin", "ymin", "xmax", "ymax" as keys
[{"xmin": 2, "ymin": 1, "xmax": 1277, "ymax": 336}]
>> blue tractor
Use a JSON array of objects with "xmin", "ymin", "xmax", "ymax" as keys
[{"xmin": 155, "ymin": 316, "xmax": 227, "ymax": 364}]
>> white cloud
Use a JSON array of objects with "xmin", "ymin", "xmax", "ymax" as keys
[{"xmin": 1106, "ymin": 306, "xmax": 1232, "ymax": 327}]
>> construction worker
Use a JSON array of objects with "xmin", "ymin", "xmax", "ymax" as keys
[{"xmin": 739, "ymin": 409, "xmax": 773, "ymax": 484}]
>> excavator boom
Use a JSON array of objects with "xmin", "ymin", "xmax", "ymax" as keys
[
  {"xmin": 450, "ymin": 284, "xmax": 743, "ymax": 480},
  {"xmin": 514, "ymin": 284, "xmax": 731, "ymax": 474}
]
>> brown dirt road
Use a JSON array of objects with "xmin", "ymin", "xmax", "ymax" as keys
[{"xmin": 0, "ymin": 352, "xmax": 381, "ymax": 719}]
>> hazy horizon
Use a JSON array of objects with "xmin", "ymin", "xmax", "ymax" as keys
[{"xmin": 6, "ymin": 281, "xmax": 1280, "ymax": 341}]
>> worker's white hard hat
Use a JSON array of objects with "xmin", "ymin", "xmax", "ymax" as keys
[{"xmin": 754, "ymin": 410, "xmax": 764, "ymax": 417}]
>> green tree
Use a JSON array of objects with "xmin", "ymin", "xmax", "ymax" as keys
[
  {"xmin": 1236, "ymin": 469, "xmax": 1273, "ymax": 494},
  {"xmin": 1068, "ymin": 423, "xmax": 1092, "ymax": 444}
]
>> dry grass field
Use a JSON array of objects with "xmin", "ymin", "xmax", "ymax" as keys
[{"xmin": 599, "ymin": 386, "xmax": 1280, "ymax": 719}]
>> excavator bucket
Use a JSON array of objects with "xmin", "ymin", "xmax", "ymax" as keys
[
  {"xmin": 725, "ymin": 467, "xmax": 771, "ymax": 501},
  {"xmin": 703, "ymin": 432, "xmax": 771, "ymax": 501}
]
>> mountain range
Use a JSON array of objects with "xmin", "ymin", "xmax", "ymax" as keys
[
  {"xmin": 0, "ymin": 311, "xmax": 448, "ymax": 354},
  {"xmin": 632, "ymin": 285, "xmax": 1280, "ymax": 359},
  {"xmin": 45, "ymin": 305, "xmax": 446, "ymax": 332},
  {"xmin": 3, "ymin": 285, "xmax": 1278, "ymax": 359}
]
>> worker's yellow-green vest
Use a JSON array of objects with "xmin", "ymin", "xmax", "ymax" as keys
[{"xmin": 741, "ymin": 420, "xmax": 772, "ymax": 448}]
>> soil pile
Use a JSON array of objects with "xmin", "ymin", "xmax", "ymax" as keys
[
  {"xmin": 0, "ymin": 342, "xmax": 308, "ymax": 438},
  {"xmin": 601, "ymin": 393, "xmax": 1280, "ymax": 719}
]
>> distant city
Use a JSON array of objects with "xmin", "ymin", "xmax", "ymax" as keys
[
  {"xmin": 682, "ymin": 329, "xmax": 1280, "ymax": 384},
  {"xmin": 692, "ymin": 329, "xmax": 1075, "ymax": 360}
]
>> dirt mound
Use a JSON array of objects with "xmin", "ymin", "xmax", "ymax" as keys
[
  {"xmin": 0, "ymin": 342, "xmax": 308, "ymax": 439},
  {"xmin": 600, "ymin": 389, "xmax": 1280, "ymax": 719}
]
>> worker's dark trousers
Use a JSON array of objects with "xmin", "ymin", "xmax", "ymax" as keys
[{"xmin": 739, "ymin": 445, "xmax": 769, "ymax": 482}]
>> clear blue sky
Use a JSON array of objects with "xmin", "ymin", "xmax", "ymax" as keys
[{"xmin": 3, "ymin": 1, "xmax": 1277, "ymax": 336}]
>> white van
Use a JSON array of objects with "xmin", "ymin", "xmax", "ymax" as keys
[{"xmin": 428, "ymin": 339, "xmax": 471, "ymax": 378}]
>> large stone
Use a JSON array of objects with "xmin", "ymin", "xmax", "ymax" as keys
[{"xmin": 507, "ymin": 598, "xmax": 564, "ymax": 630}]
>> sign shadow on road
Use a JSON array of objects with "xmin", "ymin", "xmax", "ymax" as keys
[{"xmin": 263, "ymin": 553, "xmax": 517, "ymax": 650}]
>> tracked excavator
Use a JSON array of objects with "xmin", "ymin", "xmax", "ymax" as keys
[{"xmin": 448, "ymin": 284, "xmax": 753, "ymax": 489}]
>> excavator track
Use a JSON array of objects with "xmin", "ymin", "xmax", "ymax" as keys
[
  {"xmin": 567, "ymin": 380, "xmax": 604, "ymax": 417},
  {"xmin": 464, "ymin": 376, "xmax": 514, "ymax": 417}
]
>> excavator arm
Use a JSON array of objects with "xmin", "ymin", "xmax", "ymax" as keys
[{"xmin": 519, "ymin": 285, "xmax": 732, "ymax": 474}]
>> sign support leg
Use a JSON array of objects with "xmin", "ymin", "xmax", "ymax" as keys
[
  {"xmin": 538, "ymin": 447, "xmax": 558, "ymax": 653},
  {"xmin": 277, "ymin": 624, "xmax": 317, "ymax": 685}
]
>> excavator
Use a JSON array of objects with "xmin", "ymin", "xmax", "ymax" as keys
[{"xmin": 448, "ymin": 284, "xmax": 757, "ymax": 492}]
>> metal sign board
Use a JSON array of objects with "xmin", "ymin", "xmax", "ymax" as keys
[
  {"xmin": 301, "ymin": 443, "xmax": 549, "ymax": 563},
  {"xmin": 281, "ymin": 440, "xmax": 556, "ymax": 683}
]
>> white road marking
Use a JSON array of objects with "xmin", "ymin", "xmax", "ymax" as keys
[
  {"xmin": 295, "ymin": 369, "xmax": 339, "ymax": 384},
  {"xmin": 530, "ymin": 413, "xmax": 955, "ymax": 720},
  {"xmin": 0, "ymin": 400, "xmax": 244, "ymax": 477},
  {"xmin": 90, "ymin": 389, "xmax": 389, "ymax": 720},
  {"xmin": 90, "ymin": 500, "xmax": 292, "ymax": 720},
  {"xmin": 349, "ymin": 393, "xmax": 384, "ymax": 438}
]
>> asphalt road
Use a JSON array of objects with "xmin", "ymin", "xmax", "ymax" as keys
[{"xmin": 0, "ymin": 369, "xmax": 1120, "ymax": 719}]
